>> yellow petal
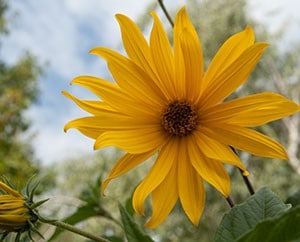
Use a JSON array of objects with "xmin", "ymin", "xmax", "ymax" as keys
[
  {"xmin": 102, "ymin": 150, "xmax": 157, "ymax": 194},
  {"xmin": 115, "ymin": 14, "xmax": 152, "ymax": 70},
  {"xmin": 0, "ymin": 214, "xmax": 28, "ymax": 223},
  {"xmin": 0, "ymin": 207, "xmax": 28, "ymax": 216},
  {"xmin": 0, "ymin": 195, "xmax": 14, "ymax": 201},
  {"xmin": 94, "ymin": 128, "xmax": 165, "ymax": 154},
  {"xmin": 64, "ymin": 113, "xmax": 156, "ymax": 133},
  {"xmin": 178, "ymin": 28, "xmax": 203, "ymax": 101},
  {"xmin": 188, "ymin": 137, "xmax": 231, "ymax": 196},
  {"xmin": 74, "ymin": 127, "xmax": 103, "ymax": 139},
  {"xmin": 132, "ymin": 138, "xmax": 177, "ymax": 215},
  {"xmin": 193, "ymin": 131, "xmax": 247, "ymax": 172},
  {"xmin": 0, "ymin": 201, "xmax": 25, "ymax": 210},
  {"xmin": 174, "ymin": 7, "xmax": 203, "ymax": 100},
  {"xmin": 145, "ymin": 161, "xmax": 178, "ymax": 228},
  {"xmin": 203, "ymin": 26, "xmax": 255, "ymax": 90},
  {"xmin": 200, "ymin": 43, "xmax": 269, "ymax": 107},
  {"xmin": 71, "ymin": 76, "xmax": 158, "ymax": 118},
  {"xmin": 0, "ymin": 182, "xmax": 22, "ymax": 197},
  {"xmin": 150, "ymin": 12, "xmax": 176, "ymax": 100},
  {"xmin": 202, "ymin": 92, "xmax": 300, "ymax": 126},
  {"xmin": 174, "ymin": 7, "xmax": 201, "ymax": 46},
  {"xmin": 62, "ymin": 91, "xmax": 117, "ymax": 116},
  {"xmin": 178, "ymin": 139, "xmax": 205, "ymax": 225},
  {"xmin": 64, "ymin": 115, "xmax": 142, "ymax": 139},
  {"xmin": 90, "ymin": 47, "xmax": 166, "ymax": 107},
  {"xmin": 201, "ymin": 125, "xmax": 288, "ymax": 159},
  {"xmin": 115, "ymin": 14, "xmax": 169, "ymax": 98}
]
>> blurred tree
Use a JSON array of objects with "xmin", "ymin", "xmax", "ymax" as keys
[
  {"xmin": 188, "ymin": 0, "xmax": 249, "ymax": 64},
  {"xmin": 261, "ymin": 44, "xmax": 300, "ymax": 174},
  {"xmin": 0, "ymin": 0, "xmax": 42, "ymax": 185}
]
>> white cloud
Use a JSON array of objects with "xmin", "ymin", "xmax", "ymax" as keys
[
  {"xmin": 249, "ymin": 0, "xmax": 300, "ymax": 45},
  {"xmin": 25, "ymin": 104, "xmax": 95, "ymax": 164}
]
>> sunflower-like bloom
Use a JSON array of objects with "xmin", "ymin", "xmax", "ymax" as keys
[
  {"xmin": 64, "ymin": 7, "xmax": 300, "ymax": 227},
  {"xmin": 0, "ymin": 181, "xmax": 30, "ymax": 232}
]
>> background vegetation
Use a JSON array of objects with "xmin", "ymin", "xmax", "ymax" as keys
[{"xmin": 0, "ymin": 0, "xmax": 299, "ymax": 241}]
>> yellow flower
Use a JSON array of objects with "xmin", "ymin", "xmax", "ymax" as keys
[
  {"xmin": 64, "ymin": 7, "xmax": 300, "ymax": 228},
  {"xmin": 0, "ymin": 181, "xmax": 30, "ymax": 232}
]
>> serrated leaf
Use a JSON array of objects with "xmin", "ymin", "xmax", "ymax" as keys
[
  {"xmin": 214, "ymin": 187, "xmax": 290, "ymax": 242},
  {"xmin": 48, "ymin": 205, "xmax": 96, "ymax": 241},
  {"xmin": 236, "ymin": 205, "xmax": 300, "ymax": 242},
  {"xmin": 119, "ymin": 203, "xmax": 154, "ymax": 242}
]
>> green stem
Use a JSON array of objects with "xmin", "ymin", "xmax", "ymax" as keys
[
  {"xmin": 47, "ymin": 220, "xmax": 109, "ymax": 242},
  {"xmin": 157, "ymin": 0, "xmax": 174, "ymax": 27}
]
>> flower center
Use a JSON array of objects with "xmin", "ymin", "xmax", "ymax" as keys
[{"xmin": 161, "ymin": 101, "xmax": 198, "ymax": 137}]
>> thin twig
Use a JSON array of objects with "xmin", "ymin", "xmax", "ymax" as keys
[
  {"xmin": 157, "ymin": 0, "xmax": 174, "ymax": 27},
  {"xmin": 239, "ymin": 168, "xmax": 255, "ymax": 195},
  {"xmin": 230, "ymin": 146, "xmax": 255, "ymax": 195},
  {"xmin": 226, "ymin": 196, "xmax": 235, "ymax": 208}
]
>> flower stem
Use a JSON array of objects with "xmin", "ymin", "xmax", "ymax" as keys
[
  {"xmin": 157, "ymin": 0, "xmax": 174, "ymax": 27},
  {"xmin": 239, "ymin": 168, "xmax": 255, "ymax": 195},
  {"xmin": 230, "ymin": 146, "xmax": 255, "ymax": 195},
  {"xmin": 47, "ymin": 220, "xmax": 109, "ymax": 242},
  {"xmin": 226, "ymin": 196, "xmax": 235, "ymax": 208}
]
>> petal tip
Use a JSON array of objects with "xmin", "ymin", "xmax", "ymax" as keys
[
  {"xmin": 242, "ymin": 170, "xmax": 250, "ymax": 176},
  {"xmin": 88, "ymin": 47, "xmax": 97, "ymax": 55},
  {"xmin": 70, "ymin": 76, "xmax": 82, "ymax": 85},
  {"xmin": 115, "ymin": 13, "xmax": 130, "ymax": 26},
  {"xmin": 61, "ymin": 90, "xmax": 70, "ymax": 98},
  {"xmin": 145, "ymin": 218, "xmax": 160, "ymax": 229},
  {"xmin": 63, "ymin": 123, "xmax": 71, "ymax": 133},
  {"xmin": 101, "ymin": 181, "xmax": 108, "ymax": 196},
  {"xmin": 132, "ymin": 191, "xmax": 146, "ymax": 216},
  {"xmin": 245, "ymin": 25, "xmax": 254, "ymax": 33}
]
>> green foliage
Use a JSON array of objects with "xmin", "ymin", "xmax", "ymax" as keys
[
  {"xmin": 48, "ymin": 177, "xmax": 107, "ymax": 241},
  {"xmin": 0, "ymin": 0, "xmax": 43, "ymax": 185},
  {"xmin": 0, "ymin": 53, "xmax": 41, "ymax": 138},
  {"xmin": 0, "ymin": 0, "xmax": 8, "ymax": 34},
  {"xmin": 49, "ymin": 205, "xmax": 99, "ymax": 241},
  {"xmin": 236, "ymin": 206, "xmax": 300, "ymax": 242},
  {"xmin": 215, "ymin": 187, "xmax": 300, "ymax": 242},
  {"xmin": 119, "ymin": 204, "xmax": 154, "ymax": 242},
  {"xmin": 215, "ymin": 187, "xmax": 290, "ymax": 242},
  {"xmin": 188, "ymin": 0, "xmax": 248, "ymax": 64},
  {"xmin": 286, "ymin": 189, "xmax": 300, "ymax": 207}
]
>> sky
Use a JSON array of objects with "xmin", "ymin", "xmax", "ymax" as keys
[{"xmin": 2, "ymin": 0, "xmax": 300, "ymax": 164}]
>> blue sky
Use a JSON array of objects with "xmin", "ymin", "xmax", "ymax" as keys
[{"xmin": 2, "ymin": 0, "xmax": 300, "ymax": 164}]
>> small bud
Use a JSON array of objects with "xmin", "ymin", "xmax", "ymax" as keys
[
  {"xmin": 0, "ymin": 181, "xmax": 30, "ymax": 232},
  {"xmin": 0, "ymin": 179, "xmax": 45, "ymax": 241}
]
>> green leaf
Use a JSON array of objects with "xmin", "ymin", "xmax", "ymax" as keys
[
  {"xmin": 102, "ymin": 235, "xmax": 124, "ymax": 242},
  {"xmin": 125, "ymin": 196, "xmax": 135, "ymax": 217},
  {"xmin": 119, "ymin": 203, "xmax": 154, "ymax": 242},
  {"xmin": 236, "ymin": 205, "xmax": 300, "ymax": 242},
  {"xmin": 48, "ymin": 205, "xmax": 96, "ymax": 241},
  {"xmin": 286, "ymin": 189, "xmax": 300, "ymax": 206},
  {"xmin": 214, "ymin": 187, "xmax": 290, "ymax": 242}
]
